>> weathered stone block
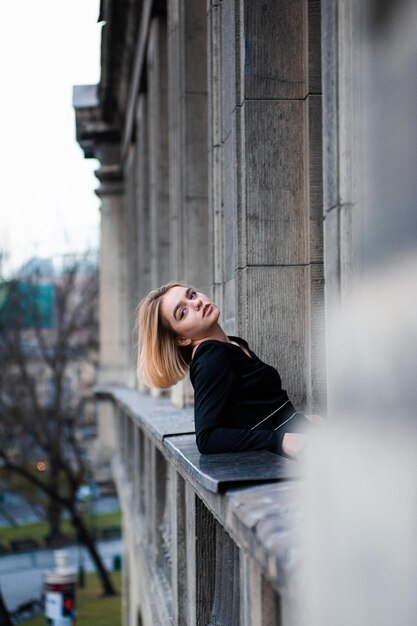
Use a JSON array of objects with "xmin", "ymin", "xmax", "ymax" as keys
[
  {"xmin": 222, "ymin": 128, "xmax": 237, "ymax": 281},
  {"xmin": 243, "ymin": 99, "xmax": 307, "ymax": 266},
  {"xmin": 242, "ymin": 0, "xmax": 306, "ymax": 100},
  {"xmin": 222, "ymin": 0, "xmax": 237, "ymax": 140},
  {"xmin": 237, "ymin": 265, "xmax": 308, "ymax": 408},
  {"xmin": 185, "ymin": 93, "xmax": 209, "ymax": 199},
  {"xmin": 182, "ymin": 197, "xmax": 210, "ymax": 292},
  {"xmin": 184, "ymin": 0, "xmax": 208, "ymax": 93},
  {"xmin": 308, "ymin": 0, "xmax": 322, "ymax": 94}
]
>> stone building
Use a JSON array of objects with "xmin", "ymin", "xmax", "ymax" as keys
[{"xmin": 74, "ymin": 1, "xmax": 417, "ymax": 625}]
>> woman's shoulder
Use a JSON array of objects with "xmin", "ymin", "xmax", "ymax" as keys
[
  {"xmin": 190, "ymin": 336, "xmax": 249, "ymax": 372},
  {"xmin": 190, "ymin": 340, "xmax": 237, "ymax": 386},
  {"xmin": 192, "ymin": 339, "xmax": 232, "ymax": 362},
  {"xmin": 228, "ymin": 335, "xmax": 250, "ymax": 350}
]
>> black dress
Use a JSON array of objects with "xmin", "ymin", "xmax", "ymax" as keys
[{"xmin": 189, "ymin": 336, "xmax": 310, "ymax": 456}]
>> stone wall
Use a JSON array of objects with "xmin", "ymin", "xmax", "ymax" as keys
[{"xmin": 74, "ymin": 0, "xmax": 326, "ymax": 412}]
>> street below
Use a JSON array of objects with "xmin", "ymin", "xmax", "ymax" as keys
[{"xmin": 0, "ymin": 537, "xmax": 123, "ymax": 612}]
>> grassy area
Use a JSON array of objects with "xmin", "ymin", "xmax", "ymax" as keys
[
  {"xmin": 0, "ymin": 510, "xmax": 121, "ymax": 548},
  {"xmin": 22, "ymin": 570, "xmax": 122, "ymax": 626}
]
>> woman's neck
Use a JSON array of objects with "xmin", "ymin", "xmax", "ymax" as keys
[{"xmin": 191, "ymin": 324, "xmax": 230, "ymax": 357}]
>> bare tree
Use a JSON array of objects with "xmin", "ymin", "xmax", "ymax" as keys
[{"xmin": 0, "ymin": 255, "xmax": 116, "ymax": 596}]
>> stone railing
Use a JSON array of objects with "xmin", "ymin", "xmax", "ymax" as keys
[{"xmin": 96, "ymin": 386, "xmax": 305, "ymax": 626}]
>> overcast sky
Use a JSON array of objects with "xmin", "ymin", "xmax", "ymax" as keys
[{"xmin": 0, "ymin": 1, "xmax": 102, "ymax": 275}]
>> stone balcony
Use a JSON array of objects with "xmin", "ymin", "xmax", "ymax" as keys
[{"xmin": 96, "ymin": 386, "xmax": 306, "ymax": 626}]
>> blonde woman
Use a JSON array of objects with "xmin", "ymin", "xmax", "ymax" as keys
[{"xmin": 137, "ymin": 282, "xmax": 317, "ymax": 459}]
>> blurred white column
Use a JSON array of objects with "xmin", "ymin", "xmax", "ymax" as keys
[{"xmin": 301, "ymin": 1, "xmax": 417, "ymax": 625}]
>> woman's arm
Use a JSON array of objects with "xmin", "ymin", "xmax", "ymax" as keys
[
  {"xmin": 197, "ymin": 423, "xmax": 287, "ymax": 454},
  {"xmin": 191, "ymin": 343, "xmax": 288, "ymax": 455}
]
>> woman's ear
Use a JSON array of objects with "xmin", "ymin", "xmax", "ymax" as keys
[{"xmin": 176, "ymin": 336, "xmax": 192, "ymax": 347}]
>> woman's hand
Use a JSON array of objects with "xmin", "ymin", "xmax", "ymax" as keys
[
  {"xmin": 282, "ymin": 414, "xmax": 325, "ymax": 458},
  {"xmin": 282, "ymin": 433, "xmax": 306, "ymax": 458}
]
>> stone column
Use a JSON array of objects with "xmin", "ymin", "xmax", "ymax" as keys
[
  {"xmin": 208, "ymin": 0, "xmax": 325, "ymax": 411},
  {"xmin": 168, "ymin": 0, "xmax": 209, "ymax": 292},
  {"xmin": 147, "ymin": 15, "xmax": 171, "ymax": 289},
  {"xmin": 124, "ymin": 144, "xmax": 140, "ymax": 381},
  {"xmin": 95, "ymin": 154, "xmax": 131, "ymax": 386},
  {"xmin": 135, "ymin": 94, "xmax": 151, "ymax": 304},
  {"xmin": 134, "ymin": 94, "xmax": 151, "ymax": 392},
  {"xmin": 168, "ymin": 0, "xmax": 209, "ymax": 406},
  {"xmin": 94, "ymin": 148, "xmax": 133, "ymax": 456},
  {"xmin": 321, "ymin": 0, "xmax": 364, "ymax": 303},
  {"xmin": 303, "ymin": 3, "xmax": 417, "ymax": 626}
]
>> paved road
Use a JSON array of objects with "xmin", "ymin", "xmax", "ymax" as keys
[{"xmin": 0, "ymin": 538, "xmax": 123, "ymax": 612}]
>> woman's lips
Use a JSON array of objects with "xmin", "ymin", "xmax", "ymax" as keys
[{"xmin": 202, "ymin": 303, "xmax": 213, "ymax": 317}]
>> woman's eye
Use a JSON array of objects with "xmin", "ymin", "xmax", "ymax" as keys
[
  {"xmin": 179, "ymin": 308, "xmax": 186, "ymax": 319},
  {"xmin": 190, "ymin": 291, "xmax": 196, "ymax": 299}
]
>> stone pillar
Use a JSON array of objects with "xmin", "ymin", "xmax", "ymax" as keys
[
  {"xmin": 321, "ymin": 0, "xmax": 365, "ymax": 413},
  {"xmin": 124, "ymin": 144, "xmax": 140, "ymax": 381},
  {"xmin": 94, "ymin": 149, "xmax": 132, "ymax": 455},
  {"xmin": 168, "ymin": 0, "xmax": 209, "ymax": 406},
  {"xmin": 207, "ymin": 0, "xmax": 224, "ymax": 315},
  {"xmin": 168, "ymin": 0, "xmax": 209, "ymax": 292},
  {"xmin": 133, "ymin": 94, "xmax": 151, "ymax": 392},
  {"xmin": 95, "ymin": 154, "xmax": 131, "ymax": 386},
  {"xmin": 208, "ymin": 0, "xmax": 325, "ymax": 411},
  {"xmin": 147, "ymin": 15, "xmax": 171, "ymax": 290},
  {"xmin": 302, "ymin": 3, "xmax": 417, "ymax": 625},
  {"xmin": 135, "ymin": 94, "xmax": 151, "ymax": 304}
]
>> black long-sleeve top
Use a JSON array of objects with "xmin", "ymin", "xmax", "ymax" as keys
[{"xmin": 189, "ymin": 336, "xmax": 310, "ymax": 456}]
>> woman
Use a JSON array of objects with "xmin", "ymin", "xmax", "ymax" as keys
[{"xmin": 137, "ymin": 282, "xmax": 317, "ymax": 459}]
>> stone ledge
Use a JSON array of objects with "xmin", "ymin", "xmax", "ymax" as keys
[
  {"xmin": 95, "ymin": 385, "xmax": 300, "ymax": 491},
  {"xmin": 164, "ymin": 434, "xmax": 300, "ymax": 493},
  {"xmin": 94, "ymin": 385, "xmax": 195, "ymax": 445}
]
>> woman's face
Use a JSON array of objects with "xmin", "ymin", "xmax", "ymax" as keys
[{"xmin": 160, "ymin": 285, "xmax": 220, "ymax": 343}]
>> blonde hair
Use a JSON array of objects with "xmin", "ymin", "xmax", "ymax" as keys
[{"xmin": 136, "ymin": 282, "xmax": 193, "ymax": 388}]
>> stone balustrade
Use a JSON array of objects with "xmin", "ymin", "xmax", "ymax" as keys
[{"xmin": 96, "ymin": 386, "xmax": 305, "ymax": 626}]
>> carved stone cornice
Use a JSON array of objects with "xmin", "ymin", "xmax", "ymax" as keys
[
  {"xmin": 94, "ymin": 164, "xmax": 124, "ymax": 198},
  {"xmin": 73, "ymin": 84, "xmax": 120, "ymax": 160}
]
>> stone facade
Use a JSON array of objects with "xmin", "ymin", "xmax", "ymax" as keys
[
  {"xmin": 74, "ymin": 0, "xmax": 325, "ymax": 413},
  {"xmin": 74, "ymin": 0, "xmax": 417, "ymax": 624}
]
